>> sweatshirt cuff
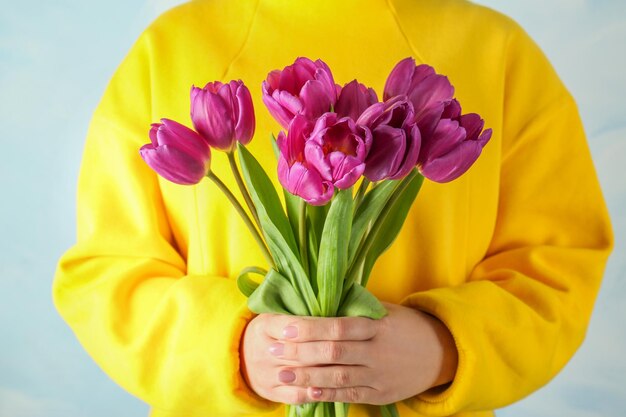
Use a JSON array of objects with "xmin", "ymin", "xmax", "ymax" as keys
[{"xmin": 400, "ymin": 286, "xmax": 476, "ymax": 416}]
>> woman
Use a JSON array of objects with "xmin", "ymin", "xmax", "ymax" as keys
[{"xmin": 53, "ymin": 0, "xmax": 613, "ymax": 416}]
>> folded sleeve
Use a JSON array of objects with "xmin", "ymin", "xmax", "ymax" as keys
[
  {"xmin": 401, "ymin": 23, "xmax": 614, "ymax": 415},
  {"xmin": 52, "ymin": 25, "xmax": 276, "ymax": 416}
]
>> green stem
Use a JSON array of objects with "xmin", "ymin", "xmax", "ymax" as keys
[
  {"xmin": 343, "ymin": 170, "xmax": 417, "ymax": 292},
  {"xmin": 206, "ymin": 171, "xmax": 275, "ymax": 269},
  {"xmin": 354, "ymin": 178, "xmax": 370, "ymax": 209},
  {"xmin": 227, "ymin": 151, "xmax": 262, "ymax": 231},
  {"xmin": 298, "ymin": 199, "xmax": 310, "ymax": 277},
  {"xmin": 334, "ymin": 402, "xmax": 347, "ymax": 417}
]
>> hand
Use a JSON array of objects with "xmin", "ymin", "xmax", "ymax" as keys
[{"xmin": 240, "ymin": 303, "xmax": 458, "ymax": 405}]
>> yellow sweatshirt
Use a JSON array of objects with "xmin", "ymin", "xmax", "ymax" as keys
[{"xmin": 53, "ymin": 0, "xmax": 613, "ymax": 416}]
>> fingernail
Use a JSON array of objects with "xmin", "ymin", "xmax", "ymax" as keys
[
  {"xmin": 311, "ymin": 388, "xmax": 322, "ymax": 399},
  {"xmin": 278, "ymin": 370, "xmax": 296, "ymax": 383},
  {"xmin": 269, "ymin": 343, "xmax": 284, "ymax": 356},
  {"xmin": 283, "ymin": 325, "xmax": 298, "ymax": 339}
]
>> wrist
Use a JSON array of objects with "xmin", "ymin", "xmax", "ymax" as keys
[{"xmin": 423, "ymin": 312, "xmax": 458, "ymax": 388}]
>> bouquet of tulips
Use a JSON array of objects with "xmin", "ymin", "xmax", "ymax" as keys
[{"xmin": 140, "ymin": 57, "xmax": 491, "ymax": 417}]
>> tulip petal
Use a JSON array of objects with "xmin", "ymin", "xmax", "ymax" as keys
[
  {"xmin": 234, "ymin": 83, "xmax": 255, "ymax": 144},
  {"xmin": 300, "ymin": 80, "xmax": 332, "ymax": 119},
  {"xmin": 264, "ymin": 71, "xmax": 281, "ymax": 91},
  {"xmin": 407, "ymin": 64, "xmax": 436, "ymax": 93},
  {"xmin": 295, "ymin": 57, "xmax": 318, "ymax": 77},
  {"xmin": 420, "ymin": 119, "xmax": 467, "ymax": 164},
  {"xmin": 390, "ymin": 124, "xmax": 421, "ymax": 180},
  {"xmin": 383, "ymin": 57, "xmax": 416, "ymax": 100},
  {"xmin": 459, "ymin": 113, "xmax": 484, "ymax": 142},
  {"xmin": 408, "ymin": 73, "xmax": 455, "ymax": 114},
  {"xmin": 262, "ymin": 92, "xmax": 293, "ymax": 129},
  {"xmin": 278, "ymin": 65, "xmax": 298, "ymax": 92},
  {"xmin": 442, "ymin": 98, "xmax": 462, "ymax": 119},
  {"xmin": 158, "ymin": 119, "xmax": 210, "ymax": 159},
  {"xmin": 415, "ymin": 103, "xmax": 445, "ymax": 140},
  {"xmin": 149, "ymin": 123, "xmax": 160, "ymax": 145},
  {"xmin": 191, "ymin": 88, "xmax": 235, "ymax": 150},
  {"xmin": 477, "ymin": 128, "xmax": 493, "ymax": 147},
  {"xmin": 328, "ymin": 151, "xmax": 364, "ymax": 189},
  {"xmin": 140, "ymin": 144, "xmax": 208, "ymax": 185},
  {"xmin": 364, "ymin": 125, "xmax": 407, "ymax": 182},
  {"xmin": 276, "ymin": 90, "xmax": 303, "ymax": 116},
  {"xmin": 420, "ymin": 140, "xmax": 483, "ymax": 183},
  {"xmin": 314, "ymin": 64, "xmax": 338, "ymax": 103},
  {"xmin": 305, "ymin": 140, "xmax": 332, "ymax": 182},
  {"xmin": 280, "ymin": 159, "xmax": 333, "ymax": 206},
  {"xmin": 336, "ymin": 80, "xmax": 378, "ymax": 121},
  {"xmin": 356, "ymin": 102, "xmax": 385, "ymax": 127}
]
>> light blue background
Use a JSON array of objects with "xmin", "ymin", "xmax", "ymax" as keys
[{"xmin": 0, "ymin": 1, "xmax": 624, "ymax": 416}]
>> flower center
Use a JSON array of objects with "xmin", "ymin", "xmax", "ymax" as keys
[{"xmin": 322, "ymin": 122, "xmax": 358, "ymax": 156}]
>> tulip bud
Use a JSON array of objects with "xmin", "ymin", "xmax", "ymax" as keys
[
  {"xmin": 304, "ymin": 113, "xmax": 372, "ymax": 190},
  {"xmin": 384, "ymin": 58, "xmax": 455, "ymax": 140},
  {"xmin": 262, "ymin": 57, "xmax": 338, "ymax": 129},
  {"xmin": 191, "ymin": 80, "xmax": 255, "ymax": 152},
  {"xmin": 140, "ymin": 119, "xmax": 211, "ymax": 185},
  {"xmin": 335, "ymin": 80, "xmax": 378, "ymax": 122},
  {"xmin": 277, "ymin": 115, "xmax": 334, "ymax": 206},
  {"xmin": 357, "ymin": 96, "xmax": 421, "ymax": 181},
  {"xmin": 418, "ymin": 114, "xmax": 492, "ymax": 183}
]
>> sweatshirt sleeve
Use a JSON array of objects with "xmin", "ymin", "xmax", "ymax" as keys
[
  {"xmin": 52, "ymin": 25, "xmax": 276, "ymax": 416},
  {"xmin": 400, "ymin": 22, "xmax": 614, "ymax": 416}
]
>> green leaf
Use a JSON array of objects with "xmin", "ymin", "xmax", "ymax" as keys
[
  {"xmin": 316, "ymin": 188, "xmax": 353, "ymax": 317},
  {"xmin": 236, "ymin": 266, "xmax": 267, "ymax": 297},
  {"xmin": 349, "ymin": 180, "xmax": 398, "ymax": 263},
  {"xmin": 290, "ymin": 403, "xmax": 316, "ymax": 417},
  {"xmin": 247, "ymin": 269, "xmax": 310, "ymax": 316},
  {"xmin": 237, "ymin": 143, "xmax": 298, "ymax": 254},
  {"xmin": 313, "ymin": 403, "xmax": 325, "ymax": 417},
  {"xmin": 283, "ymin": 190, "xmax": 301, "ymax": 252},
  {"xmin": 361, "ymin": 172, "xmax": 424, "ymax": 287},
  {"xmin": 307, "ymin": 203, "xmax": 329, "ymax": 252},
  {"xmin": 237, "ymin": 143, "xmax": 321, "ymax": 316},
  {"xmin": 337, "ymin": 283, "xmax": 387, "ymax": 319},
  {"xmin": 307, "ymin": 226, "xmax": 319, "ymax": 294},
  {"xmin": 269, "ymin": 133, "xmax": 279, "ymax": 159}
]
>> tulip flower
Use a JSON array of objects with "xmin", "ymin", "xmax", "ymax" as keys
[
  {"xmin": 277, "ymin": 115, "xmax": 334, "ymax": 206},
  {"xmin": 191, "ymin": 80, "xmax": 255, "ymax": 152},
  {"xmin": 335, "ymin": 80, "xmax": 378, "ymax": 122},
  {"xmin": 357, "ymin": 96, "xmax": 421, "ymax": 181},
  {"xmin": 383, "ymin": 58, "xmax": 455, "ymax": 140},
  {"xmin": 140, "ymin": 119, "xmax": 211, "ymax": 185},
  {"xmin": 304, "ymin": 113, "xmax": 372, "ymax": 190},
  {"xmin": 262, "ymin": 57, "xmax": 338, "ymax": 129},
  {"xmin": 418, "ymin": 113, "xmax": 492, "ymax": 183}
]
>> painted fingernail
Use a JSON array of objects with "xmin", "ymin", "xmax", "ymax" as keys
[
  {"xmin": 283, "ymin": 325, "xmax": 298, "ymax": 339},
  {"xmin": 278, "ymin": 370, "xmax": 296, "ymax": 383},
  {"xmin": 269, "ymin": 343, "xmax": 284, "ymax": 356},
  {"xmin": 311, "ymin": 388, "xmax": 322, "ymax": 399}
]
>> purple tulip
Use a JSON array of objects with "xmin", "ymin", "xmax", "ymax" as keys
[
  {"xmin": 357, "ymin": 96, "xmax": 421, "ymax": 182},
  {"xmin": 262, "ymin": 57, "xmax": 338, "ymax": 129},
  {"xmin": 191, "ymin": 80, "xmax": 255, "ymax": 152},
  {"xmin": 277, "ymin": 115, "xmax": 334, "ymax": 206},
  {"xmin": 140, "ymin": 119, "xmax": 211, "ymax": 185},
  {"xmin": 383, "ymin": 58, "xmax": 455, "ymax": 140},
  {"xmin": 304, "ymin": 113, "xmax": 372, "ymax": 190},
  {"xmin": 418, "ymin": 113, "xmax": 492, "ymax": 183},
  {"xmin": 335, "ymin": 80, "xmax": 378, "ymax": 121}
]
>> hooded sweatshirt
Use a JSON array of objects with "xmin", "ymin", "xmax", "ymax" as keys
[{"xmin": 53, "ymin": 1, "xmax": 613, "ymax": 416}]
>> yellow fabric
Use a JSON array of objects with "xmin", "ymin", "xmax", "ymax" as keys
[{"xmin": 53, "ymin": 0, "xmax": 613, "ymax": 416}]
